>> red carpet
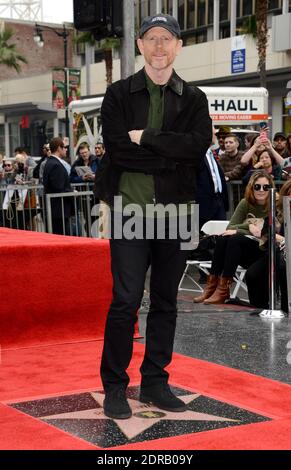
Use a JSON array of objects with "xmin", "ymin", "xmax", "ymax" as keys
[
  {"xmin": 1, "ymin": 341, "xmax": 291, "ymax": 450},
  {"xmin": 0, "ymin": 228, "xmax": 113, "ymax": 349},
  {"xmin": 1, "ymin": 228, "xmax": 290, "ymax": 450}
]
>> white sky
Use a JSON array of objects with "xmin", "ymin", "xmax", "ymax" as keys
[{"xmin": 42, "ymin": 0, "xmax": 73, "ymax": 24}]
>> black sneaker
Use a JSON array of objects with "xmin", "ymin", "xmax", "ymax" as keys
[
  {"xmin": 139, "ymin": 384, "xmax": 187, "ymax": 412},
  {"xmin": 103, "ymin": 389, "xmax": 132, "ymax": 419}
]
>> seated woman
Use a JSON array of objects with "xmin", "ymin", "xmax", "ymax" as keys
[
  {"xmin": 193, "ymin": 170, "xmax": 275, "ymax": 304},
  {"xmin": 245, "ymin": 180, "xmax": 291, "ymax": 314},
  {"xmin": 243, "ymin": 149, "xmax": 282, "ymax": 184}
]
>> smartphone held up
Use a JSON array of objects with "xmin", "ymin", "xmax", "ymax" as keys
[{"xmin": 259, "ymin": 121, "xmax": 269, "ymax": 143}]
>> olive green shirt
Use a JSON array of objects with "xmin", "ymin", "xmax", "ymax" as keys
[{"xmin": 118, "ymin": 74, "xmax": 165, "ymax": 212}]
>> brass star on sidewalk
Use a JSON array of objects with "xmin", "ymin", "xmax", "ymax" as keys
[{"xmin": 43, "ymin": 392, "xmax": 238, "ymax": 440}]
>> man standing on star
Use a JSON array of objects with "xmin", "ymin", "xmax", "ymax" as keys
[{"xmin": 99, "ymin": 13, "xmax": 212, "ymax": 419}]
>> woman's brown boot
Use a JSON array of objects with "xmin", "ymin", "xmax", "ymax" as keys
[
  {"xmin": 193, "ymin": 275, "xmax": 219, "ymax": 303},
  {"xmin": 204, "ymin": 276, "xmax": 233, "ymax": 304}
]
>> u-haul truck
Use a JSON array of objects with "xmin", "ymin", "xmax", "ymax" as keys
[{"xmin": 68, "ymin": 86, "xmax": 268, "ymax": 162}]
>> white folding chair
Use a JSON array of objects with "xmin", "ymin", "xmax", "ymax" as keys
[
  {"xmin": 178, "ymin": 220, "xmax": 229, "ymax": 293},
  {"xmin": 200, "ymin": 220, "xmax": 230, "ymax": 236}
]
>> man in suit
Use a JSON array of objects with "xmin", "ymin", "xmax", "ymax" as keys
[
  {"xmin": 43, "ymin": 137, "xmax": 73, "ymax": 235},
  {"xmin": 195, "ymin": 128, "xmax": 229, "ymax": 229}
]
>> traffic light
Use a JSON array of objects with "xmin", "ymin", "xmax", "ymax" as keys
[{"xmin": 73, "ymin": 0, "xmax": 123, "ymax": 40}]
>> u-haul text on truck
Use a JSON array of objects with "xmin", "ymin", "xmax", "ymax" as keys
[
  {"xmin": 200, "ymin": 86, "xmax": 268, "ymax": 125},
  {"xmin": 68, "ymin": 87, "xmax": 268, "ymax": 162}
]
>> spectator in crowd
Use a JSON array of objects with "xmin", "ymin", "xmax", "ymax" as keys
[
  {"xmin": 0, "ymin": 156, "xmax": 36, "ymax": 229},
  {"xmin": 0, "ymin": 159, "xmax": 16, "ymax": 185},
  {"xmin": 71, "ymin": 143, "xmax": 99, "ymax": 236},
  {"xmin": 0, "ymin": 159, "xmax": 16, "ymax": 227},
  {"xmin": 95, "ymin": 142, "xmax": 105, "ymax": 161},
  {"xmin": 70, "ymin": 143, "xmax": 99, "ymax": 184},
  {"xmin": 241, "ymin": 135, "xmax": 284, "ymax": 172},
  {"xmin": 14, "ymin": 153, "xmax": 38, "ymax": 228},
  {"xmin": 273, "ymin": 132, "xmax": 288, "ymax": 158},
  {"xmin": 14, "ymin": 152, "xmax": 37, "ymax": 183},
  {"xmin": 241, "ymin": 135, "xmax": 267, "ymax": 171},
  {"xmin": 245, "ymin": 180, "xmax": 291, "ymax": 314},
  {"xmin": 219, "ymin": 133, "xmax": 244, "ymax": 181},
  {"xmin": 242, "ymin": 149, "xmax": 282, "ymax": 184},
  {"xmin": 193, "ymin": 170, "xmax": 275, "ymax": 304},
  {"xmin": 14, "ymin": 147, "xmax": 36, "ymax": 177},
  {"xmin": 33, "ymin": 144, "xmax": 51, "ymax": 181},
  {"xmin": 215, "ymin": 126, "xmax": 231, "ymax": 158},
  {"xmin": 43, "ymin": 137, "xmax": 73, "ymax": 235}
]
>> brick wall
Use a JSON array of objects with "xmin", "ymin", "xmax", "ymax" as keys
[{"xmin": 0, "ymin": 20, "xmax": 74, "ymax": 80}]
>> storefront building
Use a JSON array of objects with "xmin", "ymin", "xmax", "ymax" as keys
[{"xmin": 1, "ymin": 1, "xmax": 291, "ymax": 157}]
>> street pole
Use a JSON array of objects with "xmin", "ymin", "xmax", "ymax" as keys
[
  {"xmin": 213, "ymin": 0, "xmax": 220, "ymax": 40},
  {"xmin": 34, "ymin": 23, "xmax": 70, "ymax": 140},
  {"xmin": 230, "ymin": 0, "xmax": 237, "ymax": 37},
  {"xmin": 282, "ymin": 0, "xmax": 289, "ymax": 15},
  {"xmin": 63, "ymin": 24, "xmax": 69, "ymax": 140},
  {"xmin": 172, "ymin": 0, "xmax": 178, "ymax": 19},
  {"xmin": 120, "ymin": 0, "xmax": 135, "ymax": 79},
  {"xmin": 85, "ymin": 43, "xmax": 94, "ymax": 96},
  {"xmin": 156, "ymin": 0, "xmax": 162, "ymax": 13}
]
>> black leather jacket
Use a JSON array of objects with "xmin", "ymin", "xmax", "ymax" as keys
[{"xmin": 97, "ymin": 68, "xmax": 212, "ymax": 206}]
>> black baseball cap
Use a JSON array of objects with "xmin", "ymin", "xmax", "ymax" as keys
[
  {"xmin": 273, "ymin": 132, "xmax": 287, "ymax": 141},
  {"xmin": 139, "ymin": 13, "xmax": 181, "ymax": 38}
]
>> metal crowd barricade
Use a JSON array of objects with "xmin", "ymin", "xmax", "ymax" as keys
[
  {"xmin": 227, "ymin": 180, "xmax": 245, "ymax": 217},
  {"xmin": 0, "ymin": 184, "xmax": 46, "ymax": 232},
  {"xmin": 45, "ymin": 189, "xmax": 98, "ymax": 237},
  {"xmin": 283, "ymin": 195, "xmax": 291, "ymax": 315}
]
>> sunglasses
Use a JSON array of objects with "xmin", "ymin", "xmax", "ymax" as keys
[
  {"xmin": 253, "ymin": 184, "xmax": 271, "ymax": 191},
  {"xmin": 3, "ymin": 164, "xmax": 12, "ymax": 167}
]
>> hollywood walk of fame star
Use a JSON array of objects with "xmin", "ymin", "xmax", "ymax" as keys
[{"xmin": 42, "ymin": 392, "xmax": 239, "ymax": 440}]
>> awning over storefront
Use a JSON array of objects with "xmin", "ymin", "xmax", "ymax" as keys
[{"xmin": 0, "ymin": 102, "xmax": 55, "ymax": 118}]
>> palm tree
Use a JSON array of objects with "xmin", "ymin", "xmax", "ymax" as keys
[
  {"xmin": 256, "ymin": 0, "xmax": 268, "ymax": 88},
  {"xmin": 0, "ymin": 28, "xmax": 27, "ymax": 73},
  {"xmin": 238, "ymin": 1, "xmax": 268, "ymax": 88},
  {"xmin": 75, "ymin": 32, "xmax": 120, "ymax": 87}
]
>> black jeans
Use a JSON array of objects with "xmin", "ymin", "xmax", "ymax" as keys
[
  {"xmin": 100, "ymin": 216, "xmax": 189, "ymax": 393},
  {"xmin": 210, "ymin": 233, "xmax": 264, "ymax": 278}
]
